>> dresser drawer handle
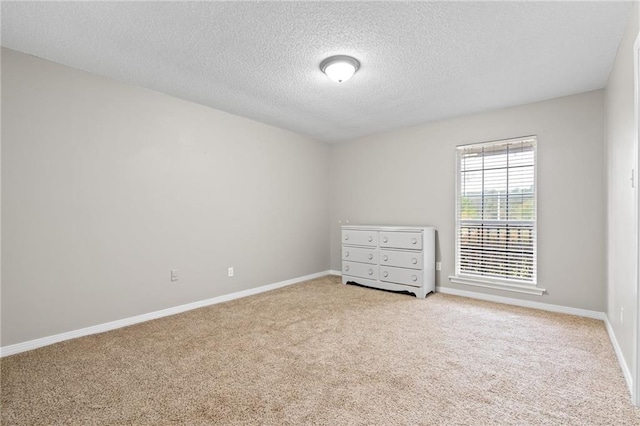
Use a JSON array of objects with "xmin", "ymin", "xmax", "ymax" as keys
[
  {"xmin": 345, "ymin": 251, "xmax": 350, "ymax": 257},
  {"xmin": 368, "ymin": 269, "xmax": 374, "ymax": 276},
  {"xmin": 412, "ymin": 258, "xmax": 417, "ymax": 264},
  {"xmin": 345, "ymin": 265, "xmax": 350, "ymax": 272},
  {"xmin": 368, "ymin": 236, "xmax": 373, "ymax": 242},
  {"xmin": 411, "ymin": 238, "xmax": 417, "ymax": 245},
  {"xmin": 368, "ymin": 254, "xmax": 374, "ymax": 260},
  {"xmin": 382, "ymin": 237, "xmax": 388, "ymax": 243},
  {"xmin": 411, "ymin": 275, "xmax": 417, "ymax": 282},
  {"xmin": 383, "ymin": 271, "xmax": 388, "ymax": 278},
  {"xmin": 382, "ymin": 255, "xmax": 388, "ymax": 261},
  {"xmin": 344, "ymin": 235, "xmax": 349, "ymax": 241}
]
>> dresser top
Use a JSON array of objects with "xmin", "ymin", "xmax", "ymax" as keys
[{"xmin": 341, "ymin": 225, "xmax": 435, "ymax": 232}]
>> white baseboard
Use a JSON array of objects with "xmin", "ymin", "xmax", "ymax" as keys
[
  {"xmin": 604, "ymin": 316, "xmax": 634, "ymax": 396},
  {"xmin": 0, "ymin": 270, "xmax": 332, "ymax": 357},
  {"xmin": 328, "ymin": 270, "xmax": 342, "ymax": 276},
  {"xmin": 435, "ymin": 286, "xmax": 605, "ymax": 320}
]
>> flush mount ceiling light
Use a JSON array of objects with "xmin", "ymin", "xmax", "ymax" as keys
[{"xmin": 320, "ymin": 55, "xmax": 360, "ymax": 83}]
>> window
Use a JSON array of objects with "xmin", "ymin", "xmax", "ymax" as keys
[{"xmin": 450, "ymin": 136, "xmax": 544, "ymax": 295}]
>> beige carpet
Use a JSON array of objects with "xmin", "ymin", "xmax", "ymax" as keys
[{"xmin": 2, "ymin": 275, "xmax": 639, "ymax": 425}]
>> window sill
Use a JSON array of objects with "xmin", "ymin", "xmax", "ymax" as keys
[{"xmin": 448, "ymin": 275, "xmax": 546, "ymax": 296}]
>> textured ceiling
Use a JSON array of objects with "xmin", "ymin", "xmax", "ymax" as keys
[{"xmin": 1, "ymin": 1, "xmax": 633, "ymax": 142}]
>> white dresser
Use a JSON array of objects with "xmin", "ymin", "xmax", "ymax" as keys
[{"xmin": 341, "ymin": 225, "xmax": 435, "ymax": 298}]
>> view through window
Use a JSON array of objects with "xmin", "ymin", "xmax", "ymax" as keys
[{"xmin": 456, "ymin": 137, "xmax": 537, "ymax": 283}]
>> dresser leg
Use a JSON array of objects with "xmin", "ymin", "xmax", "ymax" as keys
[{"xmin": 415, "ymin": 288, "xmax": 427, "ymax": 299}]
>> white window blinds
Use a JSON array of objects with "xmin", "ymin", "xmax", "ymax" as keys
[{"xmin": 456, "ymin": 137, "xmax": 537, "ymax": 284}]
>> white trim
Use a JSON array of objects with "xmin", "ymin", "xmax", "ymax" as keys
[
  {"xmin": 328, "ymin": 269, "xmax": 342, "ymax": 276},
  {"xmin": 449, "ymin": 275, "xmax": 546, "ymax": 296},
  {"xmin": 456, "ymin": 135, "xmax": 537, "ymax": 149},
  {"xmin": 634, "ymin": 32, "xmax": 640, "ymax": 407},
  {"xmin": 0, "ymin": 270, "xmax": 332, "ymax": 357},
  {"xmin": 606, "ymin": 316, "xmax": 634, "ymax": 396},
  {"xmin": 436, "ymin": 285, "xmax": 603, "ymax": 320}
]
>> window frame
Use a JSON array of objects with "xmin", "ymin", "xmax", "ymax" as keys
[{"xmin": 449, "ymin": 136, "xmax": 545, "ymax": 296}]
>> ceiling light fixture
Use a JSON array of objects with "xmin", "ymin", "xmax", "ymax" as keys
[{"xmin": 320, "ymin": 55, "xmax": 360, "ymax": 83}]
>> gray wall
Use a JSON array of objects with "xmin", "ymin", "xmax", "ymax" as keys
[
  {"xmin": 605, "ymin": 2, "xmax": 639, "ymax": 381},
  {"xmin": 330, "ymin": 90, "xmax": 606, "ymax": 312},
  {"xmin": 1, "ymin": 48, "xmax": 330, "ymax": 346}
]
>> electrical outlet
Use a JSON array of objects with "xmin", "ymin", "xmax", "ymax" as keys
[
  {"xmin": 170, "ymin": 269, "xmax": 179, "ymax": 282},
  {"xmin": 621, "ymin": 307, "xmax": 624, "ymax": 324},
  {"xmin": 228, "ymin": 267, "xmax": 234, "ymax": 277},
  {"xmin": 436, "ymin": 262, "xmax": 442, "ymax": 271}
]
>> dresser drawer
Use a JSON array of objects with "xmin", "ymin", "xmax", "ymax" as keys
[
  {"xmin": 343, "ymin": 261, "xmax": 379, "ymax": 280},
  {"xmin": 380, "ymin": 266, "xmax": 423, "ymax": 287},
  {"xmin": 342, "ymin": 246, "xmax": 378, "ymax": 264},
  {"xmin": 342, "ymin": 229, "xmax": 378, "ymax": 247},
  {"xmin": 380, "ymin": 249, "xmax": 423, "ymax": 270},
  {"xmin": 379, "ymin": 231, "xmax": 422, "ymax": 250}
]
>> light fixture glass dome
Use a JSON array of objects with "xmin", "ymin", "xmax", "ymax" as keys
[{"xmin": 320, "ymin": 55, "xmax": 360, "ymax": 83}]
